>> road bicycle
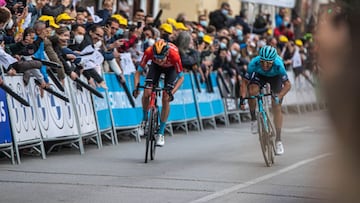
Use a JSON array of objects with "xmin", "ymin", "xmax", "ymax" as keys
[
  {"xmin": 244, "ymin": 90, "xmax": 276, "ymax": 167},
  {"xmin": 138, "ymin": 84, "xmax": 173, "ymax": 163}
]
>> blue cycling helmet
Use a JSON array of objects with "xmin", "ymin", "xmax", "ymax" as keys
[{"xmin": 259, "ymin": 45, "xmax": 277, "ymax": 61}]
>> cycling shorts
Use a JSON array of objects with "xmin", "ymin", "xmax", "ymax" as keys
[
  {"xmin": 244, "ymin": 72, "xmax": 288, "ymax": 94},
  {"xmin": 145, "ymin": 63, "xmax": 178, "ymax": 89}
]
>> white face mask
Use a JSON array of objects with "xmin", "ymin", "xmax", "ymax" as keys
[
  {"xmin": 74, "ymin": 34, "xmax": 84, "ymax": 44},
  {"xmin": 5, "ymin": 19, "xmax": 13, "ymax": 30},
  {"xmin": 148, "ymin": 38, "xmax": 155, "ymax": 46},
  {"xmin": 94, "ymin": 40, "xmax": 102, "ymax": 48}
]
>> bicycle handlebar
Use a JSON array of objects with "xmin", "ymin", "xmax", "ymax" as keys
[
  {"xmin": 137, "ymin": 85, "xmax": 174, "ymax": 101},
  {"xmin": 243, "ymin": 93, "xmax": 273, "ymax": 100}
]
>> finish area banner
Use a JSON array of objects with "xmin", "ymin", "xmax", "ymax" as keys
[{"xmin": 242, "ymin": 0, "xmax": 296, "ymax": 8}]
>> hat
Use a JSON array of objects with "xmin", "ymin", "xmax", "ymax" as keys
[
  {"xmin": 111, "ymin": 14, "xmax": 127, "ymax": 26},
  {"xmin": 56, "ymin": 13, "xmax": 74, "ymax": 24},
  {"xmin": 160, "ymin": 23, "xmax": 173, "ymax": 34},
  {"xmin": 203, "ymin": 35, "xmax": 213, "ymax": 44},
  {"xmin": 39, "ymin": 15, "xmax": 60, "ymax": 28},
  {"xmin": 278, "ymin": 35, "xmax": 289, "ymax": 43},
  {"xmin": 119, "ymin": 18, "xmax": 128, "ymax": 26},
  {"xmin": 295, "ymin": 39, "xmax": 303, "ymax": 47},
  {"xmin": 166, "ymin": 18, "xmax": 176, "ymax": 25},
  {"xmin": 174, "ymin": 22, "xmax": 188, "ymax": 30}
]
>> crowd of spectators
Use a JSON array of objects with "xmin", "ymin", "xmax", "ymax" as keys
[{"xmin": 0, "ymin": 0, "xmax": 315, "ymax": 98}]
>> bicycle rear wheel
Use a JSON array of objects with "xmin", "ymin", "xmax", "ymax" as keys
[
  {"xmin": 149, "ymin": 108, "xmax": 158, "ymax": 160},
  {"xmin": 257, "ymin": 112, "xmax": 273, "ymax": 167}
]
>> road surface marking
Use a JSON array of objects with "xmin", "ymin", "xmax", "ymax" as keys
[{"xmin": 189, "ymin": 153, "xmax": 332, "ymax": 203}]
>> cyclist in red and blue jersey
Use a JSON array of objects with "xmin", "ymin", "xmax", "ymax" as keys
[
  {"xmin": 240, "ymin": 45, "xmax": 291, "ymax": 155},
  {"xmin": 133, "ymin": 39, "xmax": 184, "ymax": 147}
]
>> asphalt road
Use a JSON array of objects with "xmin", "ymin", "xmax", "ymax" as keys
[{"xmin": 0, "ymin": 111, "xmax": 337, "ymax": 203}]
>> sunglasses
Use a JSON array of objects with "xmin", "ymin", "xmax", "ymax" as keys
[{"xmin": 260, "ymin": 60, "xmax": 274, "ymax": 65}]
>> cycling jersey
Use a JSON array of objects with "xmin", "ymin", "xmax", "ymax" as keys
[
  {"xmin": 247, "ymin": 55, "xmax": 288, "ymax": 81},
  {"xmin": 140, "ymin": 42, "xmax": 183, "ymax": 73}
]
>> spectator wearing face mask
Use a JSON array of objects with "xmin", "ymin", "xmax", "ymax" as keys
[
  {"xmin": 209, "ymin": 2, "xmax": 231, "ymax": 30},
  {"xmin": 61, "ymin": 25, "xmax": 107, "ymax": 89}
]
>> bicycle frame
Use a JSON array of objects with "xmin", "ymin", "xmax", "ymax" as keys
[{"xmin": 248, "ymin": 93, "xmax": 272, "ymax": 133}]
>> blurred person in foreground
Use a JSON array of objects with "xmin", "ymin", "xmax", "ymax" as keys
[{"xmin": 315, "ymin": 1, "xmax": 360, "ymax": 202}]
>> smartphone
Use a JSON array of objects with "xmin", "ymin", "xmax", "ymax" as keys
[{"xmin": 137, "ymin": 21, "xmax": 142, "ymax": 28}]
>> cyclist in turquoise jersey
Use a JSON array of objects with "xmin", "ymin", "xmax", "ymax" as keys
[{"xmin": 240, "ymin": 45, "xmax": 291, "ymax": 155}]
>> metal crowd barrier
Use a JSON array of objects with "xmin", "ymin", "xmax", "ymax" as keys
[{"xmin": 0, "ymin": 70, "xmax": 321, "ymax": 164}]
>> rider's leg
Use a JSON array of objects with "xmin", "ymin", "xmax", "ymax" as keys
[
  {"xmin": 159, "ymin": 94, "xmax": 170, "ymax": 134},
  {"xmin": 272, "ymin": 100, "xmax": 283, "ymax": 141},
  {"xmin": 248, "ymin": 84, "xmax": 260, "ymax": 121},
  {"xmin": 141, "ymin": 89, "xmax": 151, "ymax": 121}
]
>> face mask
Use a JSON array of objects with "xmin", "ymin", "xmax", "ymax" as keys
[
  {"xmin": 50, "ymin": 30, "xmax": 56, "ymax": 36},
  {"xmin": 231, "ymin": 49, "xmax": 237, "ymax": 56},
  {"xmin": 284, "ymin": 21, "xmax": 290, "ymax": 27},
  {"xmin": 148, "ymin": 38, "xmax": 155, "ymax": 46},
  {"xmin": 67, "ymin": 25, "xmax": 72, "ymax": 31},
  {"xmin": 74, "ymin": 34, "xmax": 84, "ymax": 44},
  {"xmin": 116, "ymin": 28, "xmax": 124, "ymax": 36},
  {"xmin": 198, "ymin": 31, "xmax": 204, "ymax": 38},
  {"xmin": 236, "ymin": 29, "xmax": 243, "ymax": 37},
  {"xmin": 5, "ymin": 19, "xmax": 13, "ymax": 30},
  {"xmin": 200, "ymin": 20, "xmax": 208, "ymax": 27},
  {"xmin": 221, "ymin": 9, "xmax": 229, "ymax": 16},
  {"xmin": 94, "ymin": 40, "xmax": 102, "ymax": 48},
  {"xmin": 220, "ymin": 42, "xmax": 227, "ymax": 49}
]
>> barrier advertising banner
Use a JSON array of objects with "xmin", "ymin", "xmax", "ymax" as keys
[
  {"xmin": 4, "ymin": 76, "xmax": 41, "ymax": 142},
  {"xmin": 34, "ymin": 78, "xmax": 78, "ymax": 139},
  {"xmin": 105, "ymin": 74, "xmax": 139, "ymax": 128},
  {"xmin": 0, "ymin": 88, "xmax": 12, "ymax": 144},
  {"xmin": 67, "ymin": 77, "xmax": 97, "ymax": 134},
  {"xmin": 93, "ymin": 87, "xmax": 112, "ymax": 131}
]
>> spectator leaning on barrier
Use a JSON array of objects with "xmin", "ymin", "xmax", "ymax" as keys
[
  {"xmin": 175, "ymin": 31, "xmax": 204, "ymax": 81},
  {"xmin": 5, "ymin": 27, "xmax": 48, "ymax": 96},
  {"xmin": 49, "ymin": 26, "xmax": 78, "ymax": 82}
]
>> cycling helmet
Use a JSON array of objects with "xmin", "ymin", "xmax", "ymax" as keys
[
  {"xmin": 259, "ymin": 45, "xmax": 277, "ymax": 61},
  {"xmin": 153, "ymin": 39, "xmax": 169, "ymax": 59}
]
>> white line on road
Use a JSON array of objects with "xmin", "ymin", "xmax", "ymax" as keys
[{"xmin": 189, "ymin": 153, "xmax": 332, "ymax": 203}]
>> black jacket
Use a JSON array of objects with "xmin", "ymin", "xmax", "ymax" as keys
[{"xmin": 209, "ymin": 10, "xmax": 229, "ymax": 30}]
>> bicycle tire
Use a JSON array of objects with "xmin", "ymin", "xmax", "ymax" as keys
[
  {"xmin": 266, "ymin": 112, "xmax": 276, "ymax": 164},
  {"xmin": 144, "ymin": 122, "xmax": 150, "ymax": 163},
  {"xmin": 257, "ymin": 112, "xmax": 272, "ymax": 167},
  {"xmin": 150, "ymin": 108, "xmax": 158, "ymax": 160}
]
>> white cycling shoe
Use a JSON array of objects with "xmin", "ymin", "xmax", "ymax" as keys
[
  {"xmin": 275, "ymin": 141, "xmax": 284, "ymax": 155},
  {"xmin": 156, "ymin": 134, "xmax": 165, "ymax": 147},
  {"xmin": 251, "ymin": 121, "xmax": 258, "ymax": 134},
  {"xmin": 138, "ymin": 121, "xmax": 146, "ymax": 137}
]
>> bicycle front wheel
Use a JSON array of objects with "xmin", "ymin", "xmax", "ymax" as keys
[
  {"xmin": 149, "ymin": 108, "xmax": 158, "ymax": 160},
  {"xmin": 144, "ymin": 122, "xmax": 150, "ymax": 163},
  {"xmin": 257, "ymin": 112, "xmax": 273, "ymax": 167}
]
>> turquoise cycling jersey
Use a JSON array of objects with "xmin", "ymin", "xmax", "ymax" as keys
[{"xmin": 247, "ymin": 55, "xmax": 288, "ymax": 79}]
